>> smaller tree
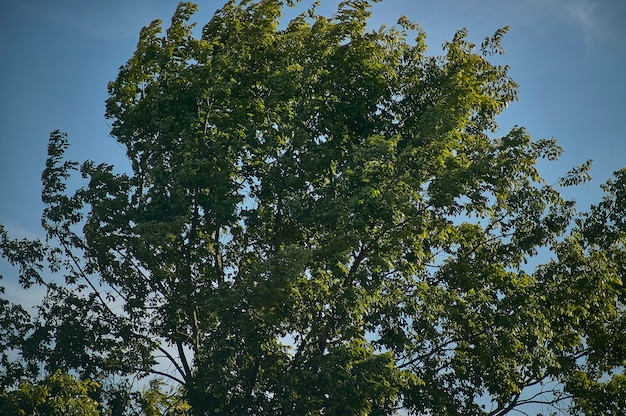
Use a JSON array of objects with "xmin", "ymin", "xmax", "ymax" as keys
[
  {"xmin": 0, "ymin": 278, "xmax": 33, "ymax": 388},
  {"xmin": 139, "ymin": 379, "xmax": 191, "ymax": 416},
  {"xmin": 0, "ymin": 370, "xmax": 100, "ymax": 416}
]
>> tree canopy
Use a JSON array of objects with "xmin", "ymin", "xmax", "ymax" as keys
[{"xmin": 1, "ymin": 1, "xmax": 625, "ymax": 415}]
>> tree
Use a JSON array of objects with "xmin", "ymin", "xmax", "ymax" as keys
[
  {"xmin": 0, "ymin": 370, "xmax": 100, "ymax": 416},
  {"xmin": 1, "ymin": 0, "xmax": 625, "ymax": 415}
]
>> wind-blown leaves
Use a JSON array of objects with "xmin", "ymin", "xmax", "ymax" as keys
[{"xmin": 0, "ymin": 1, "xmax": 624, "ymax": 415}]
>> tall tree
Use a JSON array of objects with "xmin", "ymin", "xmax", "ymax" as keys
[{"xmin": 1, "ymin": 1, "xmax": 624, "ymax": 415}]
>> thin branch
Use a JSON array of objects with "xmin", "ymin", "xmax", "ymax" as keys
[
  {"xmin": 397, "ymin": 336, "xmax": 459, "ymax": 369},
  {"xmin": 129, "ymin": 366, "xmax": 186, "ymax": 386},
  {"xmin": 60, "ymin": 240, "xmax": 119, "ymax": 321},
  {"xmin": 517, "ymin": 393, "xmax": 574, "ymax": 409},
  {"xmin": 489, "ymin": 392, "xmax": 521, "ymax": 416}
]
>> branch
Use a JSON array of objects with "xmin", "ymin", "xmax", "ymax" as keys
[
  {"xmin": 61, "ymin": 238, "xmax": 191, "ymax": 387},
  {"xmin": 156, "ymin": 344, "xmax": 188, "ymax": 383},
  {"xmin": 129, "ymin": 366, "xmax": 186, "ymax": 386},
  {"xmin": 397, "ymin": 336, "xmax": 459, "ymax": 370},
  {"xmin": 176, "ymin": 340, "xmax": 192, "ymax": 382},
  {"xmin": 489, "ymin": 392, "xmax": 521, "ymax": 416},
  {"xmin": 60, "ymin": 240, "xmax": 120, "ymax": 322}
]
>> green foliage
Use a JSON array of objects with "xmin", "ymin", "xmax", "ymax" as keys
[
  {"xmin": 0, "ymin": 276, "xmax": 34, "ymax": 387},
  {"xmin": 0, "ymin": 370, "xmax": 100, "ymax": 416},
  {"xmin": 1, "ymin": 1, "xmax": 624, "ymax": 415},
  {"xmin": 138, "ymin": 379, "xmax": 190, "ymax": 416}
]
